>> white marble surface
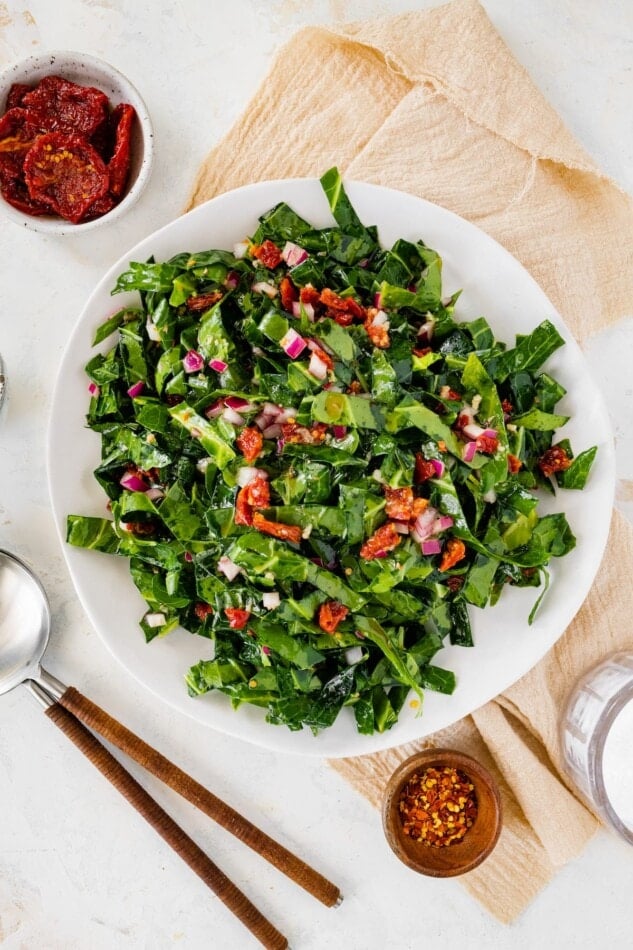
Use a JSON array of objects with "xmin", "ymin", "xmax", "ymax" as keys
[{"xmin": 0, "ymin": 1, "xmax": 632, "ymax": 947}]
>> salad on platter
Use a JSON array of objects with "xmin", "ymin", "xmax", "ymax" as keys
[{"xmin": 67, "ymin": 168, "xmax": 597, "ymax": 736}]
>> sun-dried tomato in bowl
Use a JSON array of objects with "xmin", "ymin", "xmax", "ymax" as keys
[{"xmin": 0, "ymin": 74, "xmax": 136, "ymax": 224}]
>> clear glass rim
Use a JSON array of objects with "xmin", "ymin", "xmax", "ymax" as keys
[{"xmin": 588, "ymin": 670, "xmax": 633, "ymax": 845}]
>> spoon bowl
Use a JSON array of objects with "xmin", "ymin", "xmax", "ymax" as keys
[{"xmin": 0, "ymin": 550, "xmax": 50, "ymax": 694}]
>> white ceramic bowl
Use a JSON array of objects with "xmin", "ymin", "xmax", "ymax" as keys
[{"xmin": 0, "ymin": 50, "xmax": 154, "ymax": 235}]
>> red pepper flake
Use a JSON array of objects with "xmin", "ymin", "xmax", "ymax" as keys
[
  {"xmin": 252, "ymin": 239, "xmax": 283, "ymax": 269},
  {"xmin": 359, "ymin": 522, "xmax": 402, "ymax": 560},
  {"xmin": 224, "ymin": 607, "xmax": 250, "ymax": 629},
  {"xmin": 398, "ymin": 766, "xmax": 478, "ymax": 847},
  {"xmin": 281, "ymin": 421, "xmax": 328, "ymax": 445},
  {"xmin": 538, "ymin": 445, "xmax": 572, "ymax": 478},
  {"xmin": 317, "ymin": 601, "xmax": 349, "ymax": 634},
  {"xmin": 236, "ymin": 426, "xmax": 264, "ymax": 464},
  {"xmin": 507, "ymin": 453, "xmax": 523, "ymax": 474}
]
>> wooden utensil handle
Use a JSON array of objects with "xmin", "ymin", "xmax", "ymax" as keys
[
  {"xmin": 59, "ymin": 686, "xmax": 341, "ymax": 907},
  {"xmin": 45, "ymin": 703, "xmax": 287, "ymax": 950}
]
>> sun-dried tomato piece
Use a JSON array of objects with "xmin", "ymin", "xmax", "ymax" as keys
[
  {"xmin": 411, "ymin": 497, "xmax": 429, "ymax": 519},
  {"xmin": 21, "ymin": 75, "xmax": 109, "ymax": 138},
  {"xmin": 281, "ymin": 421, "xmax": 328, "ymax": 445},
  {"xmin": 0, "ymin": 176, "xmax": 49, "ymax": 215},
  {"xmin": 252, "ymin": 239, "xmax": 283, "ymax": 269},
  {"xmin": 235, "ymin": 489, "xmax": 254, "ymax": 526},
  {"xmin": 299, "ymin": 284, "xmax": 321, "ymax": 307},
  {"xmin": 501, "ymin": 399, "xmax": 514, "ymax": 415},
  {"xmin": 475, "ymin": 434, "xmax": 499, "ymax": 455},
  {"xmin": 439, "ymin": 538, "xmax": 466, "ymax": 572},
  {"xmin": 243, "ymin": 474, "xmax": 270, "ymax": 509},
  {"xmin": 224, "ymin": 607, "xmax": 250, "ymax": 629},
  {"xmin": 538, "ymin": 445, "xmax": 572, "ymax": 478},
  {"xmin": 446, "ymin": 575, "xmax": 464, "ymax": 592},
  {"xmin": 279, "ymin": 276, "xmax": 297, "ymax": 313},
  {"xmin": 347, "ymin": 380, "xmax": 363, "ymax": 394},
  {"xmin": 507, "ymin": 453, "xmax": 523, "ymax": 473},
  {"xmin": 107, "ymin": 102, "xmax": 135, "ymax": 196},
  {"xmin": 234, "ymin": 474, "xmax": 270, "ymax": 526},
  {"xmin": 194, "ymin": 602, "xmax": 214, "ymax": 622},
  {"xmin": 23, "ymin": 131, "xmax": 109, "ymax": 223},
  {"xmin": 414, "ymin": 453, "xmax": 436, "ymax": 484},
  {"xmin": 236, "ymin": 426, "xmax": 264, "ymax": 464},
  {"xmin": 185, "ymin": 291, "xmax": 223, "ymax": 311},
  {"xmin": 6, "ymin": 83, "xmax": 31, "ymax": 110},
  {"xmin": 317, "ymin": 601, "xmax": 350, "ymax": 634},
  {"xmin": 384, "ymin": 486, "xmax": 414, "ymax": 521},
  {"xmin": 366, "ymin": 320, "xmax": 390, "ymax": 348},
  {"xmin": 123, "ymin": 520, "xmax": 156, "ymax": 536},
  {"xmin": 80, "ymin": 192, "xmax": 116, "ymax": 221},
  {"xmin": 252, "ymin": 511, "xmax": 302, "ymax": 543},
  {"xmin": 359, "ymin": 522, "xmax": 402, "ymax": 560},
  {"xmin": 320, "ymin": 288, "xmax": 366, "ymax": 325},
  {"xmin": 329, "ymin": 309, "xmax": 354, "ymax": 326},
  {"xmin": 0, "ymin": 108, "xmax": 41, "ymax": 184}
]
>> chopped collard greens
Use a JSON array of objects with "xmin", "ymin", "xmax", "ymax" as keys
[{"xmin": 67, "ymin": 168, "xmax": 596, "ymax": 735}]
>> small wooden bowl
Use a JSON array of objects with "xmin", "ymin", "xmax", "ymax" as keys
[{"xmin": 382, "ymin": 748, "xmax": 502, "ymax": 877}]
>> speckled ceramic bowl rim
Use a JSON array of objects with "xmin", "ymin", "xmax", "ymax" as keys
[{"xmin": 0, "ymin": 50, "xmax": 154, "ymax": 235}]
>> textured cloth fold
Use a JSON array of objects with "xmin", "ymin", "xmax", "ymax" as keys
[{"xmin": 187, "ymin": 0, "xmax": 633, "ymax": 921}]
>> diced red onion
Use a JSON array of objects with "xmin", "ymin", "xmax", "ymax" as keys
[
  {"xmin": 462, "ymin": 441, "xmax": 477, "ymax": 462},
  {"xmin": 345, "ymin": 645, "xmax": 364, "ymax": 666},
  {"xmin": 462, "ymin": 422, "xmax": 485, "ymax": 440},
  {"xmin": 262, "ymin": 591, "xmax": 281, "ymax": 610},
  {"xmin": 208, "ymin": 358, "xmax": 228, "ymax": 373},
  {"xmin": 145, "ymin": 487, "xmax": 164, "ymax": 501},
  {"xmin": 373, "ymin": 291, "xmax": 382, "ymax": 307},
  {"xmin": 184, "ymin": 551, "xmax": 193, "ymax": 563},
  {"xmin": 483, "ymin": 488, "xmax": 497, "ymax": 504},
  {"xmin": 280, "ymin": 328, "xmax": 307, "ymax": 359},
  {"xmin": 120, "ymin": 472, "xmax": 149, "ymax": 492},
  {"xmin": 218, "ymin": 555, "xmax": 242, "ymax": 581},
  {"xmin": 191, "ymin": 427, "xmax": 202, "ymax": 439},
  {"xmin": 421, "ymin": 539, "xmax": 442, "ymax": 556},
  {"xmin": 183, "ymin": 350, "xmax": 205, "ymax": 373},
  {"xmin": 282, "ymin": 241, "xmax": 309, "ymax": 267},
  {"xmin": 262, "ymin": 645, "xmax": 272, "ymax": 656},
  {"xmin": 224, "ymin": 395, "xmax": 252, "ymax": 411},
  {"xmin": 413, "ymin": 506, "xmax": 439, "ymax": 541},
  {"xmin": 88, "ymin": 382, "xmax": 100, "ymax": 397},
  {"xmin": 205, "ymin": 399, "xmax": 225, "ymax": 419},
  {"xmin": 408, "ymin": 282, "xmax": 417, "ymax": 292},
  {"xmin": 252, "ymin": 280, "xmax": 278, "ymax": 298},
  {"xmin": 432, "ymin": 515, "xmax": 454, "ymax": 534},
  {"xmin": 373, "ymin": 550, "xmax": 388, "ymax": 559},
  {"xmin": 393, "ymin": 522, "xmax": 410, "ymax": 535},
  {"xmin": 332, "ymin": 425, "xmax": 347, "ymax": 440},
  {"xmin": 127, "ymin": 380, "xmax": 145, "ymax": 399},
  {"xmin": 224, "ymin": 270, "xmax": 239, "ymax": 289},
  {"xmin": 358, "ymin": 258, "xmax": 369, "ymax": 269},
  {"xmin": 308, "ymin": 352, "xmax": 329, "ymax": 380},
  {"xmin": 233, "ymin": 241, "xmax": 249, "ymax": 259},
  {"xmin": 292, "ymin": 301, "xmax": 315, "ymax": 320},
  {"xmin": 263, "ymin": 423, "xmax": 282, "ymax": 439},
  {"xmin": 222, "ymin": 406, "xmax": 245, "ymax": 426},
  {"xmin": 236, "ymin": 466, "xmax": 268, "ymax": 488},
  {"xmin": 145, "ymin": 611, "xmax": 166, "ymax": 628},
  {"xmin": 431, "ymin": 459, "xmax": 445, "ymax": 478},
  {"xmin": 482, "ymin": 428, "xmax": 498, "ymax": 439},
  {"xmin": 146, "ymin": 317, "xmax": 161, "ymax": 342}
]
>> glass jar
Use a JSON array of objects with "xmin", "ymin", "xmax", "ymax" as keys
[{"xmin": 560, "ymin": 652, "xmax": 633, "ymax": 845}]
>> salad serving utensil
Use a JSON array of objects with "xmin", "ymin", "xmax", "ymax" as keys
[{"xmin": 0, "ymin": 548, "xmax": 341, "ymax": 949}]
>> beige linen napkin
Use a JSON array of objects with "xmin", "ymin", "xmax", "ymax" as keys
[{"xmin": 186, "ymin": 0, "xmax": 633, "ymax": 922}]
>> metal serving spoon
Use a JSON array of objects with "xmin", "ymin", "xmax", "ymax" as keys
[{"xmin": 0, "ymin": 549, "xmax": 340, "ymax": 948}]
